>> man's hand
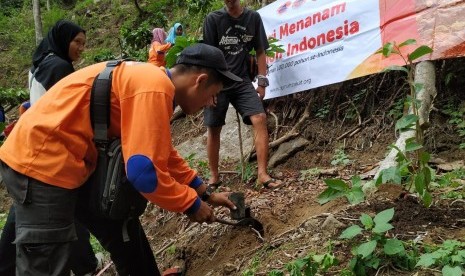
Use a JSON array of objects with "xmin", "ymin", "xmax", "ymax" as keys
[
  {"xmin": 256, "ymin": 86, "xmax": 266, "ymax": 100},
  {"xmin": 187, "ymin": 201, "xmax": 215, "ymax": 223},
  {"xmin": 207, "ymin": 192, "xmax": 236, "ymax": 210}
]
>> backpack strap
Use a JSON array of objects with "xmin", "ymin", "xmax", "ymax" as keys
[{"xmin": 90, "ymin": 60, "xmax": 124, "ymax": 144}]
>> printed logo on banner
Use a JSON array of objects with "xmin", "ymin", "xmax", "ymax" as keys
[
  {"xmin": 292, "ymin": 0, "xmax": 306, "ymax": 8},
  {"xmin": 277, "ymin": 1, "xmax": 292, "ymax": 14}
]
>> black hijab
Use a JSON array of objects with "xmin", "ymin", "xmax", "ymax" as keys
[{"xmin": 32, "ymin": 20, "xmax": 85, "ymax": 67}]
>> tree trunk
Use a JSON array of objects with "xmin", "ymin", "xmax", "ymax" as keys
[
  {"xmin": 46, "ymin": 0, "xmax": 50, "ymax": 11},
  {"xmin": 261, "ymin": 0, "xmax": 267, "ymax": 8},
  {"xmin": 133, "ymin": 0, "xmax": 145, "ymax": 17},
  {"xmin": 416, "ymin": 61, "xmax": 437, "ymax": 129},
  {"xmin": 372, "ymin": 61, "xmax": 437, "ymax": 182},
  {"xmin": 32, "ymin": 0, "xmax": 43, "ymax": 46}
]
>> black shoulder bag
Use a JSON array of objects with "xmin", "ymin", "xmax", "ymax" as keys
[{"xmin": 82, "ymin": 60, "xmax": 147, "ymax": 222}]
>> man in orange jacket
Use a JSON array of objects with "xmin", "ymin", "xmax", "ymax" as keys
[{"xmin": 0, "ymin": 43, "xmax": 241, "ymax": 276}]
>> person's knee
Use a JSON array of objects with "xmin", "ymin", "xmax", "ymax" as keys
[{"xmin": 250, "ymin": 113, "xmax": 267, "ymax": 126}]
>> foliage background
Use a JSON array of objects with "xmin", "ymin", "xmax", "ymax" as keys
[{"xmin": 0, "ymin": 0, "xmax": 262, "ymax": 91}]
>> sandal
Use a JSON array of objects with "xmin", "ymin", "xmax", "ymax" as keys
[
  {"xmin": 259, "ymin": 178, "xmax": 284, "ymax": 190},
  {"xmin": 162, "ymin": 266, "xmax": 185, "ymax": 276}
]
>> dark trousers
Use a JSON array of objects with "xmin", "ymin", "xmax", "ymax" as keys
[
  {"xmin": 76, "ymin": 209, "xmax": 160, "ymax": 276},
  {"xmin": 0, "ymin": 205, "xmax": 98, "ymax": 276},
  {"xmin": 0, "ymin": 206, "xmax": 15, "ymax": 276},
  {"xmin": 0, "ymin": 161, "xmax": 160, "ymax": 276}
]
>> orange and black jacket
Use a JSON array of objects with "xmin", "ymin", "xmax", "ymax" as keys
[{"xmin": 0, "ymin": 61, "xmax": 203, "ymax": 214}]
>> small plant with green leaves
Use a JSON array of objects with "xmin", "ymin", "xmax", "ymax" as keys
[
  {"xmin": 120, "ymin": 19, "xmax": 154, "ymax": 61},
  {"xmin": 416, "ymin": 240, "xmax": 465, "ymax": 276},
  {"xmin": 184, "ymin": 153, "xmax": 210, "ymax": 179},
  {"xmin": 317, "ymin": 176, "xmax": 365, "ymax": 205},
  {"xmin": 90, "ymin": 48, "xmax": 116, "ymax": 62},
  {"xmin": 315, "ymin": 99, "xmax": 331, "ymax": 119},
  {"xmin": 387, "ymin": 97, "xmax": 406, "ymax": 120},
  {"xmin": 299, "ymin": 167, "xmax": 321, "ymax": 181},
  {"xmin": 236, "ymin": 162, "xmax": 255, "ymax": 184},
  {"xmin": 340, "ymin": 208, "xmax": 417, "ymax": 275},
  {"xmin": 331, "ymin": 147, "xmax": 350, "ymax": 166},
  {"xmin": 267, "ymin": 251, "xmax": 338, "ymax": 276},
  {"xmin": 166, "ymin": 244, "xmax": 177, "ymax": 255},
  {"xmin": 249, "ymin": 37, "xmax": 286, "ymax": 60},
  {"xmin": 165, "ymin": 36, "xmax": 199, "ymax": 68},
  {"xmin": 433, "ymin": 168, "xmax": 465, "ymax": 199},
  {"xmin": 0, "ymin": 87, "xmax": 29, "ymax": 108},
  {"xmin": 443, "ymin": 101, "xmax": 465, "ymax": 149},
  {"xmin": 242, "ymin": 256, "xmax": 260, "ymax": 276},
  {"xmin": 345, "ymin": 89, "xmax": 366, "ymax": 121},
  {"xmin": 375, "ymin": 39, "xmax": 434, "ymax": 207}
]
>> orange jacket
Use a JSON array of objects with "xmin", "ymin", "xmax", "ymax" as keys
[
  {"xmin": 148, "ymin": 42, "xmax": 171, "ymax": 67},
  {"xmin": 0, "ymin": 61, "xmax": 201, "ymax": 213}
]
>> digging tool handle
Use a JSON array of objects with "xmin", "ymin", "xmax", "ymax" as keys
[{"xmin": 214, "ymin": 217, "xmax": 239, "ymax": 226}]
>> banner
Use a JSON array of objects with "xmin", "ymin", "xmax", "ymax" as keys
[{"xmin": 258, "ymin": 0, "xmax": 465, "ymax": 99}]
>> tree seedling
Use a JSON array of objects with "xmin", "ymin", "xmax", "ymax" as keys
[{"xmin": 339, "ymin": 208, "xmax": 417, "ymax": 275}]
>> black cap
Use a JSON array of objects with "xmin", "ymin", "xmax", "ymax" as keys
[{"xmin": 176, "ymin": 43, "xmax": 242, "ymax": 84}]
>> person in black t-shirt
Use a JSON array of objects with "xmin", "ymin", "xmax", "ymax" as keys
[{"xmin": 203, "ymin": 0, "xmax": 283, "ymax": 190}]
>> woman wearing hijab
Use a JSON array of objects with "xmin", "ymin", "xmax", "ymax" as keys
[
  {"xmin": 29, "ymin": 19, "xmax": 86, "ymax": 104},
  {"xmin": 0, "ymin": 20, "xmax": 100, "ymax": 276},
  {"xmin": 148, "ymin": 28, "xmax": 171, "ymax": 67},
  {"xmin": 165, "ymin": 22, "xmax": 183, "ymax": 44}
]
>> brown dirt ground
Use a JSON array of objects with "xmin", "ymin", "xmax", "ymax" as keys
[
  {"xmin": 148, "ymin": 107, "xmax": 465, "ymax": 276},
  {"xmin": 1, "ymin": 93, "xmax": 465, "ymax": 276}
]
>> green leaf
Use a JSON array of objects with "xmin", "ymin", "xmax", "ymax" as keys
[
  {"xmin": 374, "ymin": 208, "xmax": 395, "ymax": 225},
  {"xmin": 414, "ymin": 83, "xmax": 424, "ymax": 93},
  {"xmin": 324, "ymin": 179, "xmax": 349, "ymax": 191},
  {"xmin": 422, "ymin": 167, "xmax": 432, "ymax": 187},
  {"xmin": 303, "ymin": 262, "xmax": 318, "ymax": 276},
  {"xmin": 398, "ymin": 39, "xmax": 417, "ymax": 47},
  {"xmin": 360, "ymin": 214, "xmax": 374, "ymax": 229},
  {"xmin": 451, "ymin": 253, "xmax": 465, "ymax": 264},
  {"xmin": 373, "ymin": 222, "xmax": 393, "ymax": 234},
  {"xmin": 389, "ymin": 144, "xmax": 408, "ymax": 162},
  {"xmin": 317, "ymin": 188, "xmax": 345, "ymax": 204},
  {"xmin": 422, "ymin": 190, "xmax": 433, "ymax": 207},
  {"xmin": 441, "ymin": 265, "xmax": 463, "ymax": 276},
  {"xmin": 339, "ymin": 225, "xmax": 363, "ymax": 239},
  {"xmin": 420, "ymin": 151, "xmax": 431, "ymax": 164},
  {"xmin": 395, "ymin": 114, "xmax": 419, "ymax": 131},
  {"xmin": 445, "ymin": 72, "xmax": 454, "ymax": 86},
  {"xmin": 350, "ymin": 257, "xmax": 367, "ymax": 276},
  {"xmin": 382, "ymin": 65, "xmax": 409, "ymax": 74},
  {"xmin": 415, "ymin": 172, "xmax": 425, "ymax": 194},
  {"xmin": 382, "ymin": 42, "xmax": 394, "ymax": 56},
  {"xmin": 381, "ymin": 167, "xmax": 402, "ymax": 184},
  {"xmin": 318, "ymin": 254, "xmax": 338, "ymax": 271},
  {"xmin": 376, "ymin": 42, "xmax": 397, "ymax": 56},
  {"xmin": 346, "ymin": 188, "xmax": 365, "ymax": 205},
  {"xmin": 268, "ymin": 269, "xmax": 285, "ymax": 276},
  {"xmin": 416, "ymin": 253, "xmax": 436, "ymax": 268},
  {"xmin": 351, "ymin": 175, "xmax": 362, "ymax": 188},
  {"xmin": 384, "ymin": 239, "xmax": 405, "ymax": 255},
  {"xmin": 408, "ymin": 45, "xmax": 433, "ymax": 61},
  {"xmin": 356, "ymin": 240, "xmax": 377, "ymax": 259},
  {"xmin": 405, "ymin": 141, "xmax": 423, "ymax": 152},
  {"xmin": 364, "ymin": 257, "xmax": 380, "ymax": 269}
]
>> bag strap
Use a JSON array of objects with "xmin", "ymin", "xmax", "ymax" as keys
[
  {"xmin": 90, "ymin": 60, "xmax": 124, "ymax": 144},
  {"xmin": 29, "ymin": 53, "xmax": 55, "ymax": 91}
]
